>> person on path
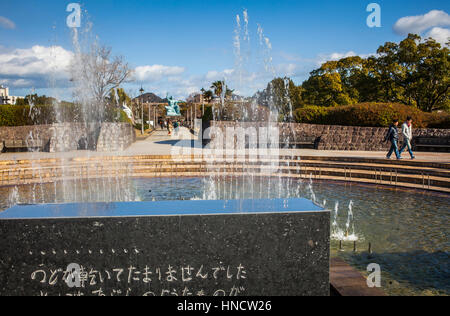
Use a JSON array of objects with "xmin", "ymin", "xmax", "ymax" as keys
[
  {"xmin": 167, "ymin": 119, "xmax": 173, "ymax": 136},
  {"xmin": 385, "ymin": 119, "xmax": 401, "ymax": 160},
  {"xmin": 399, "ymin": 116, "xmax": 415, "ymax": 160},
  {"xmin": 173, "ymin": 121, "xmax": 179, "ymax": 136}
]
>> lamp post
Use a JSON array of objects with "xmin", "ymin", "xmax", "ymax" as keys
[
  {"xmin": 139, "ymin": 87, "xmax": 145, "ymax": 135},
  {"xmin": 200, "ymin": 88, "xmax": 205, "ymax": 116}
]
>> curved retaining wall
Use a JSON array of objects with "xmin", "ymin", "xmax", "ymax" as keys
[
  {"xmin": 211, "ymin": 122, "xmax": 450, "ymax": 151},
  {"xmin": 0, "ymin": 155, "xmax": 448, "ymax": 194}
]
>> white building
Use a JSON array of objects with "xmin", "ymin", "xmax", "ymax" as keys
[{"xmin": 0, "ymin": 85, "xmax": 22, "ymax": 105}]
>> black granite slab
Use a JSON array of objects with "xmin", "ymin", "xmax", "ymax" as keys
[{"xmin": 0, "ymin": 199, "xmax": 329, "ymax": 296}]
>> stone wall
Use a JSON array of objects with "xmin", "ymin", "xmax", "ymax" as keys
[
  {"xmin": 0, "ymin": 125, "xmax": 53, "ymax": 151},
  {"xmin": 48, "ymin": 123, "xmax": 92, "ymax": 152},
  {"xmin": 211, "ymin": 122, "xmax": 450, "ymax": 151},
  {"xmin": 96, "ymin": 122, "xmax": 136, "ymax": 152},
  {"xmin": 0, "ymin": 125, "xmax": 52, "ymax": 143},
  {"xmin": 312, "ymin": 125, "xmax": 450, "ymax": 151},
  {"xmin": 0, "ymin": 123, "xmax": 135, "ymax": 153}
]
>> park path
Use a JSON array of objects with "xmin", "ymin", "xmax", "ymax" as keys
[
  {"xmin": 126, "ymin": 127, "xmax": 197, "ymax": 156},
  {"xmin": 0, "ymin": 126, "xmax": 449, "ymax": 163}
]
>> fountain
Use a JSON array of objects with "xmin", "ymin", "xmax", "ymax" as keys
[
  {"xmin": 0, "ymin": 8, "xmax": 447, "ymax": 296},
  {"xmin": 0, "ymin": 9, "xmax": 332, "ymax": 296}
]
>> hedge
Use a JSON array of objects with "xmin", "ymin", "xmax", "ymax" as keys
[
  {"xmin": 424, "ymin": 113, "xmax": 450, "ymax": 129},
  {"xmin": 0, "ymin": 104, "xmax": 131, "ymax": 127},
  {"xmin": 294, "ymin": 103, "xmax": 450, "ymax": 128}
]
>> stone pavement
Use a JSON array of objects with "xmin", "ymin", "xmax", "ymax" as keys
[{"xmin": 0, "ymin": 126, "xmax": 449, "ymax": 163}]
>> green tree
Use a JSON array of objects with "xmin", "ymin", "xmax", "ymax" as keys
[
  {"xmin": 108, "ymin": 88, "xmax": 131, "ymax": 107},
  {"xmin": 301, "ymin": 34, "xmax": 449, "ymax": 112},
  {"xmin": 371, "ymin": 34, "xmax": 449, "ymax": 111},
  {"xmin": 302, "ymin": 72, "xmax": 355, "ymax": 107},
  {"xmin": 202, "ymin": 89, "xmax": 214, "ymax": 103},
  {"xmin": 257, "ymin": 77, "xmax": 304, "ymax": 121},
  {"xmin": 16, "ymin": 94, "xmax": 61, "ymax": 106},
  {"xmin": 210, "ymin": 81, "xmax": 234, "ymax": 99}
]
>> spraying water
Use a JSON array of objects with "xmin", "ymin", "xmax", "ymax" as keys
[{"xmin": 331, "ymin": 200, "xmax": 359, "ymax": 241}]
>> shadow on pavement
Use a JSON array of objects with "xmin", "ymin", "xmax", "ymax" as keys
[{"xmin": 155, "ymin": 140, "xmax": 201, "ymax": 148}]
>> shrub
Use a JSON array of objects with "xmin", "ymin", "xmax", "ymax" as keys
[
  {"xmin": 294, "ymin": 103, "xmax": 450, "ymax": 128},
  {"xmin": 0, "ymin": 104, "xmax": 131, "ymax": 127},
  {"xmin": 0, "ymin": 105, "xmax": 33, "ymax": 126},
  {"xmin": 133, "ymin": 123, "xmax": 151, "ymax": 131},
  {"xmin": 425, "ymin": 112, "xmax": 450, "ymax": 129},
  {"xmin": 293, "ymin": 105, "xmax": 329, "ymax": 124}
]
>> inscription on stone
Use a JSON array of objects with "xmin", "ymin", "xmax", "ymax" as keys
[{"xmin": 0, "ymin": 199, "xmax": 330, "ymax": 296}]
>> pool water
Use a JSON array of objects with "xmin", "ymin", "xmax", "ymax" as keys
[{"xmin": 0, "ymin": 176, "xmax": 448, "ymax": 296}]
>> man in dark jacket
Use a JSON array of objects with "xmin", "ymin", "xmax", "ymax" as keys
[{"xmin": 385, "ymin": 119, "xmax": 401, "ymax": 160}]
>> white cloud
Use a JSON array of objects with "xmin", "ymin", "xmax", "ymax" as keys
[
  {"xmin": 315, "ymin": 51, "xmax": 378, "ymax": 66},
  {"xmin": 276, "ymin": 63, "xmax": 301, "ymax": 77},
  {"xmin": 393, "ymin": 10, "xmax": 450, "ymax": 35},
  {"xmin": 205, "ymin": 69, "xmax": 235, "ymax": 81},
  {"xmin": 134, "ymin": 65, "xmax": 185, "ymax": 82},
  {"xmin": 0, "ymin": 45, "xmax": 189, "ymax": 96},
  {"xmin": 279, "ymin": 52, "xmax": 303, "ymax": 63},
  {"xmin": 0, "ymin": 16, "xmax": 15, "ymax": 29},
  {"xmin": 0, "ymin": 45, "xmax": 73, "ymax": 79},
  {"xmin": 425, "ymin": 27, "xmax": 450, "ymax": 46},
  {"xmin": 0, "ymin": 78, "xmax": 33, "ymax": 88},
  {"xmin": 316, "ymin": 51, "xmax": 357, "ymax": 66}
]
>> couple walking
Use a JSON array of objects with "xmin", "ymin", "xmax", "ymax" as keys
[{"xmin": 385, "ymin": 117, "xmax": 415, "ymax": 160}]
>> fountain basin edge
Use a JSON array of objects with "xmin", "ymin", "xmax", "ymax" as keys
[{"xmin": 0, "ymin": 199, "xmax": 330, "ymax": 296}]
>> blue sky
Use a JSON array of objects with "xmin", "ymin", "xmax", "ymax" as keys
[{"xmin": 0, "ymin": 0, "xmax": 449, "ymax": 99}]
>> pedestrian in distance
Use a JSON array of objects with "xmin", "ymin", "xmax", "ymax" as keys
[
  {"xmin": 384, "ymin": 119, "xmax": 402, "ymax": 160},
  {"xmin": 399, "ymin": 116, "xmax": 415, "ymax": 160}
]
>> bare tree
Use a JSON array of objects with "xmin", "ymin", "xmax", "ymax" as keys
[{"xmin": 70, "ymin": 43, "xmax": 133, "ymax": 122}]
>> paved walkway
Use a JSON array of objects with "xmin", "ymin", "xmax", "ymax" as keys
[{"xmin": 1, "ymin": 127, "xmax": 449, "ymax": 163}]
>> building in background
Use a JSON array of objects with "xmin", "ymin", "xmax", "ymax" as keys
[{"xmin": 0, "ymin": 85, "xmax": 22, "ymax": 105}]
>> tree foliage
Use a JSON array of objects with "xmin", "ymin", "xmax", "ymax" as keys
[
  {"xmin": 256, "ymin": 77, "xmax": 303, "ymax": 121},
  {"xmin": 210, "ymin": 81, "xmax": 234, "ymax": 99},
  {"xmin": 108, "ymin": 88, "xmax": 132, "ymax": 107},
  {"xmin": 301, "ymin": 34, "xmax": 449, "ymax": 112},
  {"xmin": 202, "ymin": 89, "xmax": 214, "ymax": 103},
  {"xmin": 0, "ymin": 103, "xmax": 130, "ymax": 127},
  {"xmin": 15, "ymin": 94, "xmax": 70, "ymax": 106}
]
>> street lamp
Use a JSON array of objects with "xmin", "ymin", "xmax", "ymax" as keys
[{"xmin": 139, "ymin": 86, "xmax": 145, "ymax": 135}]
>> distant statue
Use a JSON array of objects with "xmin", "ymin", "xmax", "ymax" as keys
[
  {"xmin": 165, "ymin": 94, "xmax": 182, "ymax": 117},
  {"xmin": 122, "ymin": 102, "xmax": 133, "ymax": 120}
]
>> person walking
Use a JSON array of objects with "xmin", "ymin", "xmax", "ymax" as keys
[
  {"xmin": 167, "ymin": 119, "xmax": 172, "ymax": 136},
  {"xmin": 173, "ymin": 121, "xmax": 179, "ymax": 136},
  {"xmin": 399, "ymin": 116, "xmax": 415, "ymax": 160},
  {"xmin": 385, "ymin": 119, "xmax": 401, "ymax": 160}
]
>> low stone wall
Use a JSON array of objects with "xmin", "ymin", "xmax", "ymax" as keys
[
  {"xmin": 0, "ymin": 123, "xmax": 135, "ymax": 153},
  {"xmin": 315, "ymin": 125, "xmax": 450, "ymax": 151},
  {"xmin": 0, "ymin": 125, "xmax": 53, "ymax": 150},
  {"xmin": 48, "ymin": 123, "xmax": 93, "ymax": 152},
  {"xmin": 211, "ymin": 122, "xmax": 450, "ymax": 151},
  {"xmin": 97, "ymin": 122, "xmax": 136, "ymax": 152}
]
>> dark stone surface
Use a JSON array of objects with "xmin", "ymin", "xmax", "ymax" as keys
[
  {"xmin": 0, "ymin": 199, "xmax": 329, "ymax": 296},
  {"xmin": 211, "ymin": 122, "xmax": 450, "ymax": 151}
]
